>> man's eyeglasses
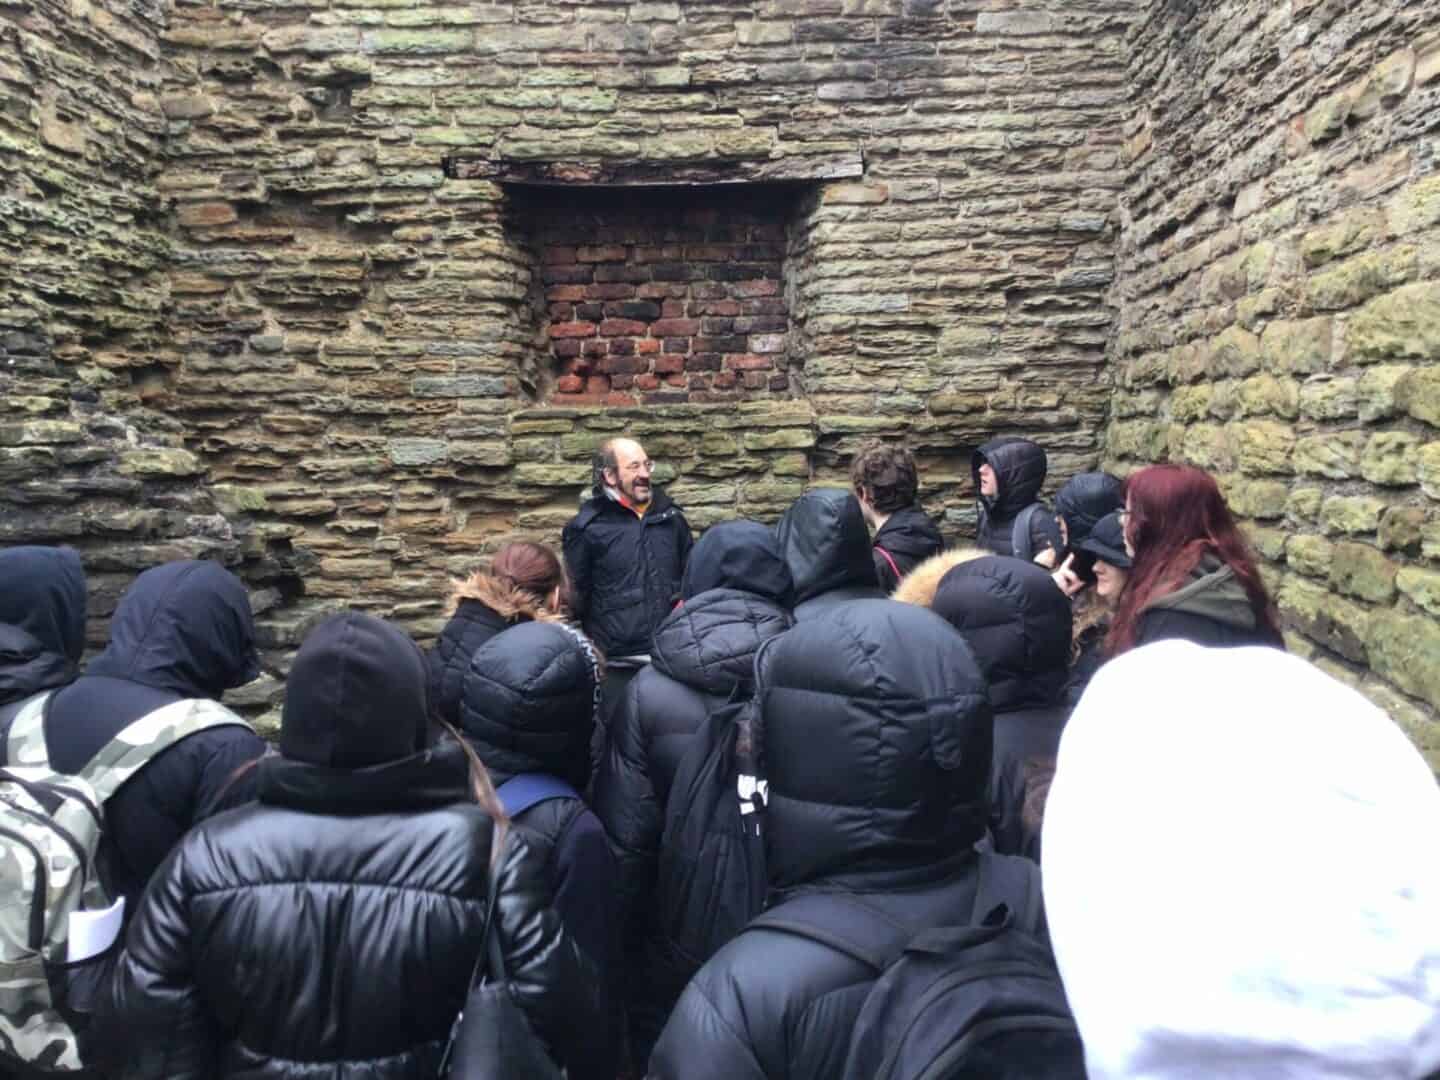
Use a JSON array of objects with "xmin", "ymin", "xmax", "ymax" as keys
[{"xmin": 623, "ymin": 460, "xmax": 654, "ymax": 473}]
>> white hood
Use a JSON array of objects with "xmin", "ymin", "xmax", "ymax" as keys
[{"xmin": 1043, "ymin": 640, "xmax": 1440, "ymax": 1079}]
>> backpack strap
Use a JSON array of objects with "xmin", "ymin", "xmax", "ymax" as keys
[
  {"xmin": 973, "ymin": 852, "xmax": 1044, "ymax": 934},
  {"xmin": 496, "ymin": 773, "xmax": 581, "ymax": 818},
  {"xmin": 749, "ymin": 893, "xmax": 912, "ymax": 973},
  {"xmin": 80, "ymin": 698, "xmax": 254, "ymax": 804},
  {"xmin": 3, "ymin": 691, "xmax": 57, "ymax": 770},
  {"xmin": 874, "ymin": 545, "xmax": 903, "ymax": 586}
]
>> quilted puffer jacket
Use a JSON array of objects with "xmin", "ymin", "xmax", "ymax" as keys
[{"xmin": 98, "ymin": 613, "xmax": 601, "ymax": 1080}]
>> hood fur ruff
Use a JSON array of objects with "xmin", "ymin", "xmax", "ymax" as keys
[
  {"xmin": 890, "ymin": 547, "xmax": 988, "ymax": 608},
  {"xmin": 446, "ymin": 571, "xmax": 564, "ymax": 623}
]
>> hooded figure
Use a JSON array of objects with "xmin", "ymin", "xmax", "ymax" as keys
[
  {"xmin": 972, "ymin": 437, "xmax": 1051, "ymax": 558},
  {"xmin": 593, "ymin": 520, "xmax": 794, "ymax": 1065},
  {"xmin": 1053, "ymin": 471, "xmax": 1123, "ymax": 550},
  {"xmin": 649, "ymin": 600, "xmax": 995, "ymax": 1080},
  {"xmin": 100, "ymin": 612, "xmax": 602, "ymax": 1080},
  {"xmin": 0, "ymin": 545, "xmax": 86, "ymax": 707},
  {"xmin": 775, "ymin": 488, "xmax": 883, "ymax": 620},
  {"xmin": 870, "ymin": 506, "xmax": 945, "ymax": 592},
  {"xmin": 454, "ymin": 621, "xmax": 617, "ymax": 1080},
  {"xmin": 1044, "ymin": 641, "xmax": 1440, "ymax": 1080},
  {"xmin": 932, "ymin": 557, "xmax": 1073, "ymax": 859},
  {"xmin": 38, "ymin": 560, "xmax": 266, "ymax": 906}
]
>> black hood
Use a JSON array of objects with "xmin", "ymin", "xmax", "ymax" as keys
[
  {"xmin": 1054, "ymin": 472, "xmax": 1123, "ymax": 547},
  {"xmin": 1076, "ymin": 511, "xmax": 1132, "ymax": 569},
  {"xmin": 775, "ymin": 488, "xmax": 879, "ymax": 605},
  {"xmin": 873, "ymin": 506, "xmax": 945, "ymax": 562},
  {"xmin": 972, "ymin": 438, "xmax": 1047, "ymax": 518},
  {"xmin": 86, "ymin": 560, "xmax": 259, "ymax": 699},
  {"xmin": 0, "ymin": 546, "xmax": 86, "ymax": 704},
  {"xmin": 460, "ymin": 621, "xmax": 600, "ymax": 791},
  {"xmin": 652, "ymin": 588, "xmax": 792, "ymax": 696},
  {"xmin": 931, "ymin": 557, "xmax": 1073, "ymax": 712},
  {"xmin": 280, "ymin": 612, "xmax": 429, "ymax": 769},
  {"xmin": 757, "ymin": 600, "xmax": 991, "ymax": 890},
  {"xmin": 681, "ymin": 520, "xmax": 794, "ymax": 607}
]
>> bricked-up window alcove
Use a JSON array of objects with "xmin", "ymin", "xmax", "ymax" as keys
[{"xmin": 506, "ymin": 184, "xmax": 804, "ymax": 406}]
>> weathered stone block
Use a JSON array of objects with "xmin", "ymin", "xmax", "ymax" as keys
[
  {"xmin": 388, "ymin": 438, "xmax": 448, "ymax": 466},
  {"xmin": 0, "ymin": 421, "xmax": 84, "ymax": 446},
  {"xmin": 1235, "ymin": 375, "xmax": 1299, "ymax": 419},
  {"xmin": 1229, "ymin": 479, "xmax": 1290, "ymax": 520},
  {"xmin": 1294, "ymin": 431, "xmax": 1365, "ymax": 479},
  {"xmin": 1234, "ymin": 421, "xmax": 1294, "ymax": 475},
  {"xmin": 450, "ymin": 441, "xmax": 513, "ymax": 467},
  {"xmin": 1320, "ymin": 495, "xmax": 1387, "ymax": 535},
  {"xmin": 1260, "ymin": 317, "xmax": 1331, "ymax": 374},
  {"xmin": 1375, "ymin": 503, "xmax": 1425, "ymax": 554},
  {"xmin": 513, "ymin": 463, "xmax": 587, "ymax": 487},
  {"xmin": 1299, "ymin": 377, "xmax": 1357, "ymax": 420},
  {"xmin": 1360, "ymin": 432, "xmax": 1421, "ymax": 486},
  {"xmin": 1169, "ymin": 385, "xmax": 1212, "ymax": 422},
  {"xmin": 1281, "ymin": 574, "xmax": 1371, "ymax": 663},
  {"xmin": 1300, "ymin": 207, "xmax": 1385, "ymax": 268},
  {"xmin": 1209, "ymin": 325, "xmax": 1262, "ymax": 377},
  {"xmin": 1357, "ymin": 365, "xmax": 1410, "ymax": 422},
  {"xmin": 1306, "ymin": 247, "xmax": 1416, "ymax": 312},
  {"xmin": 1348, "ymin": 281, "xmax": 1440, "ymax": 362},
  {"xmin": 1181, "ymin": 424, "xmax": 1232, "ymax": 471},
  {"xmin": 1330, "ymin": 541, "xmax": 1398, "ymax": 603},
  {"xmin": 1398, "ymin": 566, "xmax": 1440, "ymax": 616},
  {"xmin": 1397, "ymin": 367, "xmax": 1440, "ymax": 427},
  {"xmin": 1366, "ymin": 611, "xmax": 1440, "ymax": 710},
  {"xmin": 1286, "ymin": 534, "xmax": 1334, "ymax": 579},
  {"xmin": 1390, "ymin": 175, "xmax": 1440, "ymax": 235},
  {"xmin": 1421, "ymin": 442, "xmax": 1440, "ymax": 500},
  {"xmin": 118, "ymin": 449, "xmax": 204, "ymax": 477},
  {"xmin": 211, "ymin": 485, "xmax": 269, "ymax": 515}
]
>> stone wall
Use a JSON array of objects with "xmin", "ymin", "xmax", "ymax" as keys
[
  {"xmin": 0, "ymin": 0, "xmax": 306, "ymax": 695},
  {"xmin": 1110, "ymin": 0, "xmax": 1440, "ymax": 762},
  {"xmin": 134, "ymin": 0, "xmax": 1130, "ymax": 651}
]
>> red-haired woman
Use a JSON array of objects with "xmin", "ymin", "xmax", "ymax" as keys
[{"xmin": 1107, "ymin": 464, "xmax": 1283, "ymax": 656}]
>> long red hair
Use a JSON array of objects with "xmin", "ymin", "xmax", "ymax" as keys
[{"xmin": 1106, "ymin": 465, "xmax": 1279, "ymax": 656}]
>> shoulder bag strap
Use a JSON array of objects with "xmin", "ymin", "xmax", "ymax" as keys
[
  {"xmin": 874, "ymin": 545, "xmax": 903, "ymax": 586},
  {"xmin": 748, "ymin": 893, "xmax": 912, "ymax": 973},
  {"xmin": 82, "ymin": 698, "xmax": 253, "ymax": 804}
]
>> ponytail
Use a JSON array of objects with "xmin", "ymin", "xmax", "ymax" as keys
[{"xmin": 440, "ymin": 720, "xmax": 509, "ymax": 864}]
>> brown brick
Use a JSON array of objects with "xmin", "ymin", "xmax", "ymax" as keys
[
  {"xmin": 549, "ymin": 322, "xmax": 596, "ymax": 339},
  {"xmin": 636, "ymin": 338, "xmax": 661, "ymax": 354},
  {"xmin": 599, "ymin": 318, "xmax": 647, "ymax": 337},
  {"xmin": 577, "ymin": 245, "xmax": 627, "ymax": 263},
  {"xmin": 653, "ymin": 318, "xmax": 700, "ymax": 336},
  {"xmin": 655, "ymin": 354, "xmax": 686, "ymax": 374},
  {"xmin": 734, "ymin": 280, "xmax": 780, "ymax": 297},
  {"xmin": 726, "ymin": 354, "xmax": 774, "ymax": 371},
  {"xmin": 585, "ymin": 283, "xmax": 636, "ymax": 300},
  {"xmin": 556, "ymin": 374, "xmax": 584, "ymax": 393}
]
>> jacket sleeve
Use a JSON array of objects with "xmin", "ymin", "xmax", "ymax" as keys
[
  {"xmin": 492, "ymin": 828, "xmax": 606, "ymax": 1077},
  {"xmin": 592, "ymin": 672, "xmax": 662, "ymax": 952},
  {"xmin": 562, "ymin": 521, "xmax": 592, "ymax": 623},
  {"xmin": 552, "ymin": 811, "xmax": 621, "ymax": 1080},
  {"xmin": 646, "ymin": 975, "xmax": 767, "ymax": 1080},
  {"xmin": 674, "ymin": 512, "xmax": 695, "ymax": 575},
  {"xmin": 97, "ymin": 843, "xmax": 218, "ymax": 1079}
]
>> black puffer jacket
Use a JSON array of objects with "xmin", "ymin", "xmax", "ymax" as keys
[
  {"xmin": 932, "ymin": 557, "xmax": 1073, "ymax": 859},
  {"xmin": 38, "ymin": 561, "xmax": 266, "ymax": 907},
  {"xmin": 100, "ymin": 613, "xmax": 601, "ymax": 1080},
  {"xmin": 563, "ymin": 488, "xmax": 693, "ymax": 657},
  {"xmin": 871, "ymin": 505, "xmax": 945, "ymax": 592},
  {"xmin": 649, "ymin": 601, "xmax": 994, "ymax": 1080},
  {"xmin": 776, "ymin": 488, "xmax": 883, "ymax": 620},
  {"xmin": 1053, "ymin": 471, "xmax": 1123, "ymax": 549},
  {"xmin": 594, "ymin": 521, "xmax": 794, "ymax": 1065},
  {"xmin": 0, "ymin": 545, "xmax": 85, "ymax": 707},
  {"xmin": 973, "ymin": 437, "xmax": 1050, "ymax": 557},
  {"xmin": 457, "ymin": 620, "xmax": 618, "ymax": 1080},
  {"xmin": 427, "ymin": 571, "xmax": 556, "ymax": 726}
]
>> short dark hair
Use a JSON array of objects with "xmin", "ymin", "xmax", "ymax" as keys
[
  {"xmin": 850, "ymin": 441, "xmax": 919, "ymax": 514},
  {"xmin": 590, "ymin": 438, "xmax": 620, "ymax": 497}
]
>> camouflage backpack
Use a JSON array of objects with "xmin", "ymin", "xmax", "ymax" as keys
[{"xmin": 0, "ymin": 690, "xmax": 250, "ymax": 1074}]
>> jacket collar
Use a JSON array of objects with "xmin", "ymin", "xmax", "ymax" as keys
[
  {"xmin": 576, "ymin": 487, "xmax": 675, "ymax": 527},
  {"xmin": 257, "ymin": 741, "xmax": 474, "ymax": 816}
]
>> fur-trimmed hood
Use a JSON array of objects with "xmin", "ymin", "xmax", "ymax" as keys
[
  {"xmin": 446, "ymin": 571, "xmax": 563, "ymax": 624},
  {"xmin": 890, "ymin": 547, "xmax": 988, "ymax": 608}
]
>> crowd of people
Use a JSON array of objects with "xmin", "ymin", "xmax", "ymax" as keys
[{"xmin": 1, "ymin": 434, "xmax": 1437, "ymax": 1079}]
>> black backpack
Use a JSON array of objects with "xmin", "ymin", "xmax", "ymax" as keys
[
  {"xmin": 751, "ymin": 853, "xmax": 1085, "ymax": 1080},
  {"xmin": 653, "ymin": 694, "xmax": 767, "ymax": 992},
  {"xmin": 1010, "ymin": 503, "xmax": 1066, "ymax": 564}
]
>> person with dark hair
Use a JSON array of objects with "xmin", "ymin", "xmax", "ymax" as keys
[
  {"xmin": 972, "ymin": 436, "xmax": 1058, "ymax": 560},
  {"xmin": 775, "ymin": 488, "xmax": 884, "ymax": 619},
  {"xmin": 0, "ymin": 545, "xmax": 86, "ymax": 710},
  {"xmin": 427, "ymin": 540, "xmax": 568, "ymax": 727},
  {"xmin": 562, "ymin": 437, "xmax": 693, "ymax": 730},
  {"xmin": 1107, "ymin": 464, "xmax": 1283, "ymax": 655},
  {"xmin": 11, "ymin": 560, "xmax": 267, "ymax": 910},
  {"xmin": 592, "ymin": 520, "xmax": 794, "ymax": 1067},
  {"xmin": 647, "ymin": 601, "xmax": 999, "ymax": 1080},
  {"xmin": 451, "ymin": 620, "xmax": 618, "ymax": 1080},
  {"xmin": 850, "ymin": 441, "xmax": 944, "ymax": 592},
  {"xmin": 929, "ymin": 557, "xmax": 1073, "ymax": 861},
  {"xmin": 99, "ymin": 612, "xmax": 601, "ymax": 1079},
  {"xmin": 1061, "ymin": 510, "xmax": 1132, "ymax": 707},
  {"xmin": 1053, "ymin": 471, "xmax": 1124, "ymax": 553}
]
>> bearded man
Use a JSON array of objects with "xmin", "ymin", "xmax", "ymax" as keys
[{"xmin": 562, "ymin": 437, "xmax": 693, "ymax": 728}]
